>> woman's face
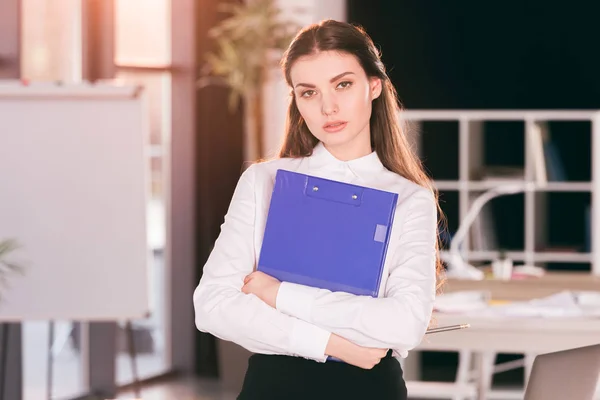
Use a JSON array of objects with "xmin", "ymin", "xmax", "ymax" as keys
[{"xmin": 290, "ymin": 50, "xmax": 382, "ymax": 160}]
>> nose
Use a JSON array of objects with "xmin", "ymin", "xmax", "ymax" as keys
[{"xmin": 321, "ymin": 93, "xmax": 338, "ymax": 116}]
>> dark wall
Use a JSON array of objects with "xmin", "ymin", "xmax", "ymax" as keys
[{"xmin": 347, "ymin": 0, "xmax": 600, "ymax": 110}]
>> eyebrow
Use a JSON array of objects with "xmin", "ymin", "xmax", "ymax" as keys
[{"xmin": 294, "ymin": 71, "xmax": 355, "ymax": 89}]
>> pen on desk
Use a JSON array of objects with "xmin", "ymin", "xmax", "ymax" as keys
[{"xmin": 425, "ymin": 324, "xmax": 470, "ymax": 334}]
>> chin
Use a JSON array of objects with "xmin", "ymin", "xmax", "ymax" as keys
[{"xmin": 321, "ymin": 133, "xmax": 350, "ymax": 144}]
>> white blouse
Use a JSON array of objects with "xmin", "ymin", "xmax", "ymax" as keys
[{"xmin": 193, "ymin": 142, "xmax": 437, "ymax": 363}]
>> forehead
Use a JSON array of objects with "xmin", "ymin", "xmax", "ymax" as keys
[{"xmin": 290, "ymin": 50, "xmax": 365, "ymax": 85}]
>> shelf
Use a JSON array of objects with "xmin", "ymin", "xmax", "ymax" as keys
[
  {"xmin": 461, "ymin": 251, "xmax": 526, "ymax": 261},
  {"xmin": 440, "ymin": 250, "xmax": 592, "ymax": 263},
  {"xmin": 433, "ymin": 180, "xmax": 593, "ymax": 192},
  {"xmin": 406, "ymin": 109, "xmax": 600, "ymax": 276},
  {"xmin": 533, "ymin": 252, "xmax": 592, "ymax": 263},
  {"xmin": 542, "ymin": 182, "xmax": 593, "ymax": 192},
  {"xmin": 441, "ymin": 250, "xmax": 526, "ymax": 262},
  {"xmin": 434, "ymin": 181, "xmax": 463, "ymax": 190}
]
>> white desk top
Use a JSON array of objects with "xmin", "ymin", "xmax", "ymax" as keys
[{"xmin": 419, "ymin": 312, "xmax": 600, "ymax": 353}]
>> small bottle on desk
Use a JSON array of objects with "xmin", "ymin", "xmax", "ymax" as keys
[{"xmin": 492, "ymin": 250, "xmax": 513, "ymax": 281}]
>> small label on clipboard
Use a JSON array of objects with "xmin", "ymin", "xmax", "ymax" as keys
[{"xmin": 374, "ymin": 224, "xmax": 387, "ymax": 242}]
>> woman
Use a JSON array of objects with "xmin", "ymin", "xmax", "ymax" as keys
[{"xmin": 193, "ymin": 19, "xmax": 444, "ymax": 400}]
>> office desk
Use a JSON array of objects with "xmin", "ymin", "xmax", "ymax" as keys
[
  {"xmin": 406, "ymin": 272, "xmax": 600, "ymax": 400},
  {"xmin": 420, "ymin": 312, "xmax": 600, "ymax": 354},
  {"xmin": 408, "ymin": 313, "xmax": 600, "ymax": 400}
]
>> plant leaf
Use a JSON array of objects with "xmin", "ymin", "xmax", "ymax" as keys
[{"xmin": 197, "ymin": 0, "xmax": 301, "ymax": 101}]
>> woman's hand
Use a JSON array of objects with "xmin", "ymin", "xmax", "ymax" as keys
[
  {"xmin": 325, "ymin": 333, "xmax": 388, "ymax": 370},
  {"xmin": 242, "ymin": 271, "xmax": 281, "ymax": 308},
  {"xmin": 242, "ymin": 272, "xmax": 387, "ymax": 369}
]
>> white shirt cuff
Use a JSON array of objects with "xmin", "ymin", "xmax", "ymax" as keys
[
  {"xmin": 290, "ymin": 319, "xmax": 330, "ymax": 363},
  {"xmin": 276, "ymin": 281, "xmax": 320, "ymax": 322}
]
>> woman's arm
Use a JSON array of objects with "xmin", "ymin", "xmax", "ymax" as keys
[
  {"xmin": 271, "ymin": 188, "xmax": 438, "ymax": 352},
  {"xmin": 193, "ymin": 164, "xmax": 331, "ymax": 362}
]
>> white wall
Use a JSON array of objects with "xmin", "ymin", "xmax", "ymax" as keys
[{"xmin": 262, "ymin": 0, "xmax": 346, "ymax": 158}]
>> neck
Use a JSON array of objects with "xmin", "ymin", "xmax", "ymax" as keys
[{"xmin": 324, "ymin": 135, "xmax": 372, "ymax": 161}]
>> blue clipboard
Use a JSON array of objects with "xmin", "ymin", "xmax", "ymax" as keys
[{"xmin": 258, "ymin": 169, "xmax": 398, "ymax": 298}]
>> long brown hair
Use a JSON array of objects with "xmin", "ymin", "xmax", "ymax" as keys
[{"xmin": 277, "ymin": 19, "xmax": 446, "ymax": 293}]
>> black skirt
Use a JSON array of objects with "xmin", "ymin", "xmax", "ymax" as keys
[{"xmin": 237, "ymin": 350, "xmax": 407, "ymax": 400}]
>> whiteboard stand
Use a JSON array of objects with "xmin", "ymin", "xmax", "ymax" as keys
[
  {"xmin": 0, "ymin": 323, "xmax": 7, "ymax": 400},
  {"xmin": 124, "ymin": 320, "xmax": 141, "ymax": 397},
  {"xmin": 0, "ymin": 80, "xmax": 151, "ymax": 399},
  {"xmin": 47, "ymin": 321, "xmax": 54, "ymax": 400},
  {"xmin": 50, "ymin": 322, "xmax": 74, "ymax": 357},
  {"xmin": 44, "ymin": 320, "xmax": 141, "ymax": 399}
]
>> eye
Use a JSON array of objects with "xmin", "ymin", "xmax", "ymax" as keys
[
  {"xmin": 301, "ymin": 89, "xmax": 316, "ymax": 98},
  {"xmin": 337, "ymin": 81, "xmax": 353, "ymax": 90}
]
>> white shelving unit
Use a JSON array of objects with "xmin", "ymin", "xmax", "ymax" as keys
[{"xmin": 399, "ymin": 110, "xmax": 600, "ymax": 277}]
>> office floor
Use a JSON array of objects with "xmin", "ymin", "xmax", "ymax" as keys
[
  {"xmin": 114, "ymin": 375, "xmax": 527, "ymax": 400},
  {"xmin": 23, "ymin": 323, "xmax": 168, "ymax": 400},
  {"xmin": 116, "ymin": 376, "xmax": 237, "ymax": 400}
]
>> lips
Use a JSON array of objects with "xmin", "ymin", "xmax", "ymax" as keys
[{"xmin": 323, "ymin": 121, "xmax": 348, "ymax": 133}]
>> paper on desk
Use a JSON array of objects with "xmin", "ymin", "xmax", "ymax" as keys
[
  {"xmin": 435, "ymin": 290, "xmax": 600, "ymax": 318},
  {"xmin": 481, "ymin": 291, "xmax": 583, "ymax": 318},
  {"xmin": 434, "ymin": 290, "xmax": 489, "ymax": 313},
  {"xmin": 575, "ymin": 290, "xmax": 600, "ymax": 314}
]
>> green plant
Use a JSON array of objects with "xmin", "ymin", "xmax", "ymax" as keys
[
  {"xmin": 0, "ymin": 239, "xmax": 24, "ymax": 301},
  {"xmin": 198, "ymin": 0, "xmax": 303, "ymax": 161}
]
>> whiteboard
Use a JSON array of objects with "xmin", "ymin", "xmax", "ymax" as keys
[{"xmin": 0, "ymin": 81, "xmax": 150, "ymax": 321}]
